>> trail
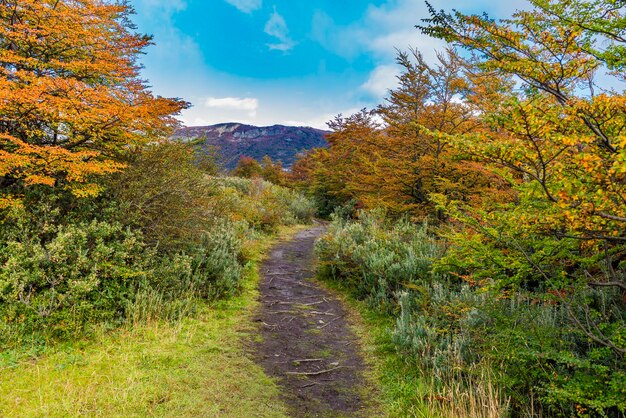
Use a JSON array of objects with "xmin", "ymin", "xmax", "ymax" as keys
[{"xmin": 252, "ymin": 224, "xmax": 375, "ymax": 417}]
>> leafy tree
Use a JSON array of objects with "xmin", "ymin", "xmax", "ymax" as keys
[
  {"xmin": 232, "ymin": 156, "xmax": 263, "ymax": 179},
  {"xmin": 288, "ymin": 148, "xmax": 354, "ymax": 218},
  {"xmin": 420, "ymin": 0, "xmax": 626, "ymax": 278},
  {"xmin": 533, "ymin": 0, "xmax": 626, "ymax": 72},
  {"xmin": 372, "ymin": 48, "xmax": 512, "ymax": 217},
  {"xmin": 0, "ymin": 0, "xmax": 187, "ymax": 207},
  {"xmin": 304, "ymin": 52, "xmax": 513, "ymax": 219},
  {"xmin": 419, "ymin": 0, "xmax": 626, "ymax": 413}
]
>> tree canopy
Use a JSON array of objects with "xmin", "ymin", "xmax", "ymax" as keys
[{"xmin": 0, "ymin": 0, "xmax": 187, "ymax": 206}]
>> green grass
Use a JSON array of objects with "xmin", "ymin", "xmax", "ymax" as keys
[
  {"xmin": 353, "ymin": 308, "xmax": 433, "ymax": 417},
  {"xmin": 0, "ymin": 226, "xmax": 308, "ymax": 418}
]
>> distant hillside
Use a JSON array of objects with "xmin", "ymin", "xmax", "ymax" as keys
[{"xmin": 172, "ymin": 123, "xmax": 329, "ymax": 170}]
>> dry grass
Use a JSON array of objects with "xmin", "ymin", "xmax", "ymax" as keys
[{"xmin": 420, "ymin": 371, "xmax": 510, "ymax": 418}]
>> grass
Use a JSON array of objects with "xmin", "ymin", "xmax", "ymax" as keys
[{"xmin": 0, "ymin": 226, "xmax": 308, "ymax": 418}]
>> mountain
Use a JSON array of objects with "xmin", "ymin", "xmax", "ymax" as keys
[{"xmin": 172, "ymin": 123, "xmax": 329, "ymax": 170}]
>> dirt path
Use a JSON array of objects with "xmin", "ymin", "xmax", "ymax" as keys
[{"xmin": 252, "ymin": 224, "xmax": 374, "ymax": 417}]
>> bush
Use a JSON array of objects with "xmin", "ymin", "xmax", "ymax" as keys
[
  {"xmin": 149, "ymin": 221, "xmax": 244, "ymax": 300},
  {"xmin": 111, "ymin": 141, "xmax": 216, "ymax": 252},
  {"xmin": 316, "ymin": 210, "xmax": 441, "ymax": 311},
  {"xmin": 0, "ymin": 198, "xmax": 247, "ymax": 347},
  {"xmin": 208, "ymin": 176, "xmax": 314, "ymax": 231},
  {"xmin": 0, "ymin": 218, "xmax": 148, "ymax": 342},
  {"xmin": 0, "ymin": 140, "xmax": 315, "ymax": 351},
  {"xmin": 315, "ymin": 212, "xmax": 509, "ymax": 415},
  {"xmin": 125, "ymin": 221, "xmax": 245, "ymax": 326}
]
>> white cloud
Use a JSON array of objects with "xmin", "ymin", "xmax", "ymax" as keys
[
  {"xmin": 264, "ymin": 7, "xmax": 296, "ymax": 51},
  {"xmin": 310, "ymin": 0, "xmax": 529, "ymax": 114},
  {"xmin": 204, "ymin": 97, "xmax": 259, "ymax": 117},
  {"xmin": 311, "ymin": 3, "xmax": 444, "ymax": 64},
  {"xmin": 178, "ymin": 96, "xmax": 259, "ymax": 126},
  {"xmin": 361, "ymin": 64, "xmax": 400, "ymax": 98},
  {"xmin": 131, "ymin": 0, "xmax": 208, "ymax": 97},
  {"xmin": 224, "ymin": 0, "xmax": 262, "ymax": 13},
  {"xmin": 282, "ymin": 107, "xmax": 368, "ymax": 130},
  {"xmin": 312, "ymin": 0, "xmax": 529, "ymax": 64}
]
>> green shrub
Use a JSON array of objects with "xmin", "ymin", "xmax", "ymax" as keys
[
  {"xmin": 436, "ymin": 221, "xmax": 626, "ymax": 415},
  {"xmin": 208, "ymin": 176, "xmax": 314, "ymax": 231},
  {"xmin": 0, "ymin": 219, "xmax": 148, "ymax": 343},
  {"xmin": 287, "ymin": 192, "xmax": 316, "ymax": 222},
  {"xmin": 0, "ymin": 209, "xmax": 248, "ymax": 348},
  {"xmin": 154, "ymin": 221, "xmax": 244, "ymax": 300},
  {"xmin": 195, "ymin": 222, "xmax": 246, "ymax": 299},
  {"xmin": 315, "ymin": 210, "xmax": 442, "ymax": 311},
  {"xmin": 476, "ymin": 289, "xmax": 626, "ymax": 416},
  {"xmin": 111, "ymin": 141, "xmax": 216, "ymax": 252},
  {"xmin": 0, "ymin": 141, "xmax": 313, "ymax": 351}
]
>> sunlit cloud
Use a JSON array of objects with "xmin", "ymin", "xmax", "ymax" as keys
[{"xmin": 205, "ymin": 97, "xmax": 259, "ymax": 116}]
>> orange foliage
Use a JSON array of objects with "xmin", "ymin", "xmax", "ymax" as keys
[
  {"xmin": 232, "ymin": 156, "xmax": 263, "ymax": 179},
  {"xmin": 421, "ymin": 1, "xmax": 626, "ymax": 242},
  {"xmin": 302, "ymin": 50, "xmax": 514, "ymax": 220},
  {"xmin": 0, "ymin": 0, "xmax": 187, "ymax": 202}
]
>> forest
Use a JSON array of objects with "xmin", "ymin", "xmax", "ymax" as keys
[{"xmin": 1, "ymin": 0, "xmax": 625, "ymax": 417}]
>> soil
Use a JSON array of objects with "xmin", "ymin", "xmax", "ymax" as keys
[{"xmin": 252, "ymin": 224, "xmax": 374, "ymax": 417}]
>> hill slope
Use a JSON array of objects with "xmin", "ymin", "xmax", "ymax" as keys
[{"xmin": 172, "ymin": 123, "xmax": 329, "ymax": 170}]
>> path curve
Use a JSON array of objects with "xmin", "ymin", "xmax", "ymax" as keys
[{"xmin": 253, "ymin": 224, "xmax": 372, "ymax": 417}]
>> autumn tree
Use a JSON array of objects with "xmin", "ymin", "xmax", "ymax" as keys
[
  {"xmin": 287, "ymin": 151, "xmax": 315, "ymax": 189},
  {"xmin": 232, "ymin": 155, "xmax": 289, "ymax": 185},
  {"xmin": 419, "ymin": 0, "xmax": 626, "ymax": 411},
  {"xmin": 260, "ymin": 155, "xmax": 286, "ymax": 186},
  {"xmin": 533, "ymin": 0, "xmax": 626, "ymax": 72},
  {"xmin": 232, "ymin": 156, "xmax": 263, "ymax": 179},
  {"xmin": 0, "ymin": 0, "xmax": 187, "ymax": 207},
  {"xmin": 375, "ymin": 48, "xmax": 513, "ymax": 217},
  {"xmin": 421, "ymin": 0, "xmax": 626, "ymax": 268},
  {"xmin": 312, "ymin": 51, "xmax": 513, "ymax": 219},
  {"xmin": 288, "ymin": 147, "xmax": 354, "ymax": 217}
]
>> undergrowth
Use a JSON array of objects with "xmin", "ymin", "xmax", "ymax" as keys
[
  {"xmin": 0, "ymin": 141, "xmax": 315, "ymax": 355},
  {"xmin": 316, "ymin": 211, "xmax": 625, "ymax": 417}
]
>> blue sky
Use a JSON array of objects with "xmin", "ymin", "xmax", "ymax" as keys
[{"xmin": 130, "ymin": 0, "xmax": 527, "ymax": 129}]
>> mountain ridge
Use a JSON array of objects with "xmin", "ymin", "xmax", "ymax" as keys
[{"xmin": 172, "ymin": 122, "xmax": 329, "ymax": 170}]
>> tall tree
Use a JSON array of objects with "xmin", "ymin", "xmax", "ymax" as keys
[
  {"xmin": 420, "ymin": 0, "xmax": 626, "ymax": 247},
  {"xmin": 314, "ymin": 51, "xmax": 513, "ymax": 219},
  {"xmin": 373, "ymin": 48, "xmax": 510, "ymax": 217},
  {"xmin": 0, "ymin": 0, "xmax": 187, "ymax": 206}
]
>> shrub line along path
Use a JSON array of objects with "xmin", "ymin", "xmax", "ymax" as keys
[{"xmin": 252, "ymin": 223, "xmax": 375, "ymax": 417}]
